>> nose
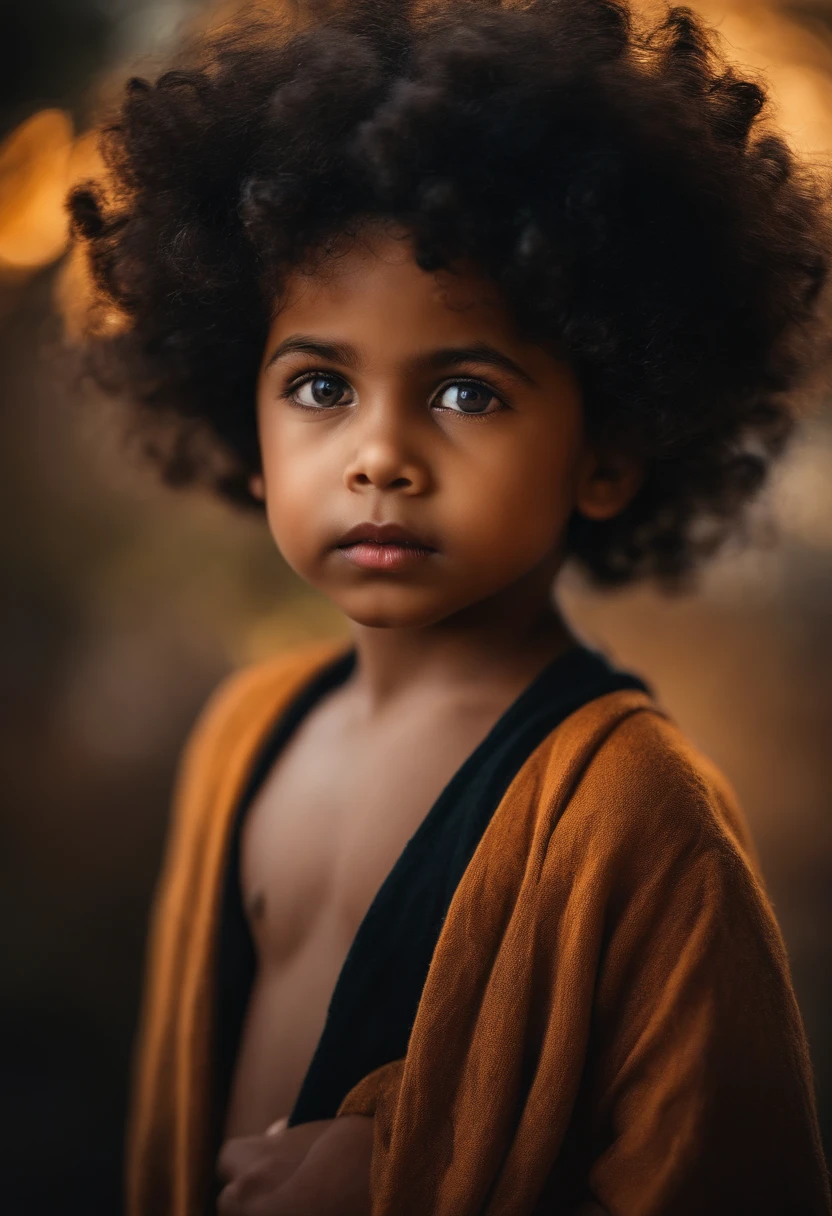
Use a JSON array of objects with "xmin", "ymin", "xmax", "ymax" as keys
[{"xmin": 343, "ymin": 401, "xmax": 431, "ymax": 495}]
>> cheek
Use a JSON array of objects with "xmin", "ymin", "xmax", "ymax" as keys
[
  {"xmin": 257, "ymin": 433, "xmax": 310, "ymax": 557},
  {"xmin": 453, "ymin": 428, "xmax": 579, "ymax": 558},
  {"xmin": 263, "ymin": 469, "xmax": 316, "ymax": 559}
]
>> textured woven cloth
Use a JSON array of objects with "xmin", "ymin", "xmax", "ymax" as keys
[{"xmin": 126, "ymin": 639, "xmax": 831, "ymax": 1216}]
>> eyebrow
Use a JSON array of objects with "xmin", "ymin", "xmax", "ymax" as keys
[{"xmin": 263, "ymin": 335, "xmax": 539, "ymax": 388}]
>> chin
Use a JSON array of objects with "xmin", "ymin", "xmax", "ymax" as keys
[
  {"xmin": 336, "ymin": 591, "xmax": 454, "ymax": 630},
  {"xmin": 341, "ymin": 607, "xmax": 433, "ymax": 630}
]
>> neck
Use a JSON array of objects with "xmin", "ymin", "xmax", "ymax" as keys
[{"xmin": 342, "ymin": 561, "xmax": 581, "ymax": 715}]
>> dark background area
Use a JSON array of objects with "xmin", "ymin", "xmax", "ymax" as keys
[{"xmin": 1, "ymin": 2, "xmax": 831, "ymax": 1213}]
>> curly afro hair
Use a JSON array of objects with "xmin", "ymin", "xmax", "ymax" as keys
[{"xmin": 67, "ymin": 0, "xmax": 832, "ymax": 588}]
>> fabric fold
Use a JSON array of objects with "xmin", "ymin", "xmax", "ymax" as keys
[{"xmin": 126, "ymin": 640, "xmax": 831, "ymax": 1216}]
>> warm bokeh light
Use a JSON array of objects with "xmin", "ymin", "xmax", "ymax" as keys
[
  {"xmin": 693, "ymin": 0, "xmax": 832, "ymax": 152},
  {"xmin": 0, "ymin": 109, "xmax": 75, "ymax": 272},
  {"xmin": 1, "ymin": 1, "xmax": 832, "ymax": 286},
  {"xmin": 0, "ymin": 110, "xmax": 105, "ymax": 282}
]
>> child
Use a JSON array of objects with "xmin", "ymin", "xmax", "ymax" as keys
[{"xmin": 68, "ymin": 1, "xmax": 832, "ymax": 1213}]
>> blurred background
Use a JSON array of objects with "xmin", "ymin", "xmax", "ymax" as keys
[{"xmin": 1, "ymin": 1, "xmax": 831, "ymax": 1212}]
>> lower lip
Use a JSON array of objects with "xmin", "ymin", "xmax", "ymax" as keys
[{"xmin": 336, "ymin": 542, "xmax": 436, "ymax": 570}]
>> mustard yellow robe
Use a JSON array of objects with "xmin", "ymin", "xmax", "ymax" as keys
[{"xmin": 127, "ymin": 639, "xmax": 831, "ymax": 1216}]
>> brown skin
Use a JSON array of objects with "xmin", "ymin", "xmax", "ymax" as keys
[
  {"xmin": 217, "ymin": 221, "xmax": 642, "ymax": 1215},
  {"xmin": 218, "ymin": 1116, "xmax": 374, "ymax": 1216}
]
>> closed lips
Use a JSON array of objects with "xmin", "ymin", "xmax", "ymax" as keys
[{"xmin": 336, "ymin": 523, "xmax": 436, "ymax": 548}]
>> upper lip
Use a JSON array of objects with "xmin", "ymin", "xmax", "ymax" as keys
[{"xmin": 335, "ymin": 521, "xmax": 436, "ymax": 549}]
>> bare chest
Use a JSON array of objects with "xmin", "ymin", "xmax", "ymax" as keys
[
  {"xmin": 225, "ymin": 685, "xmax": 503, "ymax": 1133},
  {"xmin": 224, "ymin": 674, "xmax": 539, "ymax": 1133},
  {"xmin": 237, "ymin": 687, "xmax": 497, "ymax": 965}
]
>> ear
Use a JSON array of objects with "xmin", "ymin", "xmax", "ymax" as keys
[
  {"xmin": 248, "ymin": 472, "xmax": 266, "ymax": 501},
  {"xmin": 574, "ymin": 447, "xmax": 644, "ymax": 521}
]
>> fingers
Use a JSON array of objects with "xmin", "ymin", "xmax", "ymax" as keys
[
  {"xmin": 217, "ymin": 1139, "xmax": 298, "ymax": 1216},
  {"xmin": 216, "ymin": 1119, "xmax": 340, "ymax": 1215},
  {"xmin": 215, "ymin": 1116, "xmax": 374, "ymax": 1216},
  {"xmin": 264, "ymin": 1115, "xmax": 375, "ymax": 1216},
  {"xmin": 218, "ymin": 1119, "xmax": 334, "ymax": 1183},
  {"xmin": 217, "ymin": 1136, "xmax": 273, "ymax": 1185}
]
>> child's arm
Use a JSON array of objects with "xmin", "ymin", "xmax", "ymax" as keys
[{"xmin": 217, "ymin": 1114, "xmax": 374, "ymax": 1216}]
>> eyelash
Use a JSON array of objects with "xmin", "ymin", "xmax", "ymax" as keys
[{"xmin": 280, "ymin": 370, "xmax": 508, "ymax": 418}]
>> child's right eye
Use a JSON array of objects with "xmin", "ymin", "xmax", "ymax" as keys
[{"xmin": 284, "ymin": 372, "xmax": 355, "ymax": 410}]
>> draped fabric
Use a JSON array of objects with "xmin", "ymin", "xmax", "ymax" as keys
[
  {"xmin": 126, "ymin": 639, "xmax": 831, "ymax": 1216},
  {"xmin": 215, "ymin": 641, "xmax": 650, "ymax": 1136}
]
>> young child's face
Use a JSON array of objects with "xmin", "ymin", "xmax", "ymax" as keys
[{"xmin": 253, "ymin": 223, "xmax": 636, "ymax": 629}]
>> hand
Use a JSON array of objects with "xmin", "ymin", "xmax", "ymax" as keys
[
  {"xmin": 217, "ymin": 1114, "xmax": 374, "ymax": 1216},
  {"xmin": 218, "ymin": 1117, "xmax": 333, "ymax": 1214}
]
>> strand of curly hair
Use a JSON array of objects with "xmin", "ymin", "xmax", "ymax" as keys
[{"xmin": 67, "ymin": 0, "xmax": 832, "ymax": 588}]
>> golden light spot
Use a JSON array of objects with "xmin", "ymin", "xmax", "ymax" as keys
[
  {"xmin": 0, "ymin": 108, "xmax": 107, "ymax": 287},
  {"xmin": 690, "ymin": 0, "xmax": 832, "ymax": 153},
  {"xmin": 0, "ymin": 110, "xmax": 75, "ymax": 273}
]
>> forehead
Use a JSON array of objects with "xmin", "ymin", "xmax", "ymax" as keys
[{"xmin": 268, "ymin": 224, "xmax": 523, "ymax": 353}]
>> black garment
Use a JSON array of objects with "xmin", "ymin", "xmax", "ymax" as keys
[{"xmin": 212, "ymin": 642, "xmax": 650, "ymax": 1148}]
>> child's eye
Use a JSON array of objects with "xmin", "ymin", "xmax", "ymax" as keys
[
  {"xmin": 432, "ymin": 381, "xmax": 505, "ymax": 416},
  {"xmin": 284, "ymin": 372, "xmax": 354, "ymax": 410},
  {"xmin": 282, "ymin": 372, "xmax": 505, "ymax": 416}
]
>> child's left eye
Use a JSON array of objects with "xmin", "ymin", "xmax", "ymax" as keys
[
  {"xmin": 287, "ymin": 373, "xmax": 354, "ymax": 410},
  {"xmin": 433, "ymin": 382, "xmax": 505, "ymax": 416}
]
